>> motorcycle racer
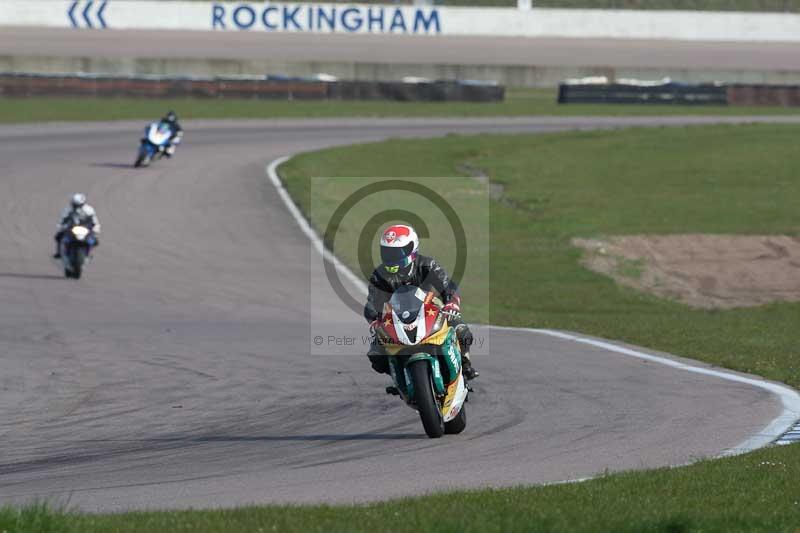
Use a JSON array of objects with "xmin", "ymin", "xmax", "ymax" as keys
[
  {"xmin": 364, "ymin": 224, "xmax": 479, "ymax": 380},
  {"xmin": 159, "ymin": 110, "xmax": 183, "ymax": 157},
  {"xmin": 53, "ymin": 193, "xmax": 100, "ymax": 259}
]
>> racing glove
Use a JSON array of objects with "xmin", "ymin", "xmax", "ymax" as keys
[
  {"xmin": 369, "ymin": 319, "xmax": 381, "ymax": 335},
  {"xmin": 442, "ymin": 301, "xmax": 461, "ymax": 318}
]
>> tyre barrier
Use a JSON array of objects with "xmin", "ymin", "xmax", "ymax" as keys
[
  {"xmin": 558, "ymin": 79, "xmax": 727, "ymax": 105},
  {"xmin": 727, "ymin": 84, "xmax": 800, "ymax": 106},
  {"xmin": 0, "ymin": 72, "xmax": 504, "ymax": 102},
  {"xmin": 558, "ymin": 78, "xmax": 800, "ymax": 107}
]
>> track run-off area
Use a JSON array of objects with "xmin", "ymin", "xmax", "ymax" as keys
[
  {"xmin": 4, "ymin": 28, "xmax": 800, "ymax": 71},
  {"xmin": 1, "ymin": 116, "xmax": 799, "ymax": 512}
]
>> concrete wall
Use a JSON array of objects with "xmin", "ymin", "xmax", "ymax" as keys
[
  {"xmin": 3, "ymin": 0, "xmax": 800, "ymax": 42},
  {"xmin": 4, "ymin": 55, "xmax": 800, "ymax": 88}
]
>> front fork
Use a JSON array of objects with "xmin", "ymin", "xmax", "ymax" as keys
[{"xmin": 389, "ymin": 354, "xmax": 446, "ymax": 404}]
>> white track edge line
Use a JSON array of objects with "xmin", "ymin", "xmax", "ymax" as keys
[
  {"xmin": 488, "ymin": 326, "xmax": 800, "ymax": 455},
  {"xmin": 266, "ymin": 156, "xmax": 368, "ymax": 297},
  {"xmin": 266, "ymin": 155, "xmax": 800, "ymax": 457}
]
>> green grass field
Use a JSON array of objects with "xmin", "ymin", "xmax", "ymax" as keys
[
  {"xmin": 4, "ymin": 442, "xmax": 800, "ymax": 532},
  {"xmin": 1, "ymin": 92, "xmax": 799, "ymax": 123},
  {"xmin": 281, "ymin": 124, "xmax": 800, "ymax": 388}
]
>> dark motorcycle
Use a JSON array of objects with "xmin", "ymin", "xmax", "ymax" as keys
[{"xmin": 59, "ymin": 216, "xmax": 96, "ymax": 279}]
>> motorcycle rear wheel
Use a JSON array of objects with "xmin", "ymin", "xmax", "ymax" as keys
[{"xmin": 410, "ymin": 361, "xmax": 444, "ymax": 438}]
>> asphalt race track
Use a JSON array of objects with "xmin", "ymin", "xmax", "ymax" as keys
[
  {"xmin": 3, "ymin": 28, "xmax": 800, "ymax": 71},
  {"xmin": 0, "ymin": 116, "xmax": 798, "ymax": 511}
]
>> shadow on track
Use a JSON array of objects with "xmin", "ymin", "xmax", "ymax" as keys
[
  {"xmin": 91, "ymin": 162, "xmax": 135, "ymax": 169},
  {"xmin": 0, "ymin": 272, "xmax": 64, "ymax": 280},
  {"xmin": 184, "ymin": 433, "xmax": 422, "ymax": 442},
  {"xmin": 0, "ymin": 433, "xmax": 422, "ymax": 475}
]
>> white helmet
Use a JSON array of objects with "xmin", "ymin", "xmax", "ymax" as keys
[
  {"xmin": 380, "ymin": 224, "xmax": 419, "ymax": 275},
  {"xmin": 71, "ymin": 193, "xmax": 87, "ymax": 208}
]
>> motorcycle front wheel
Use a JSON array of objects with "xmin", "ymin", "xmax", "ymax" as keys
[
  {"xmin": 68, "ymin": 247, "xmax": 85, "ymax": 279},
  {"xmin": 409, "ymin": 360, "xmax": 444, "ymax": 438},
  {"xmin": 134, "ymin": 144, "xmax": 151, "ymax": 168},
  {"xmin": 445, "ymin": 403, "xmax": 467, "ymax": 434}
]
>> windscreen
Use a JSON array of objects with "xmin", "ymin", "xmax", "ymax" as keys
[
  {"xmin": 389, "ymin": 285, "xmax": 426, "ymax": 324},
  {"xmin": 66, "ymin": 213, "xmax": 83, "ymax": 228},
  {"xmin": 148, "ymin": 123, "xmax": 171, "ymax": 145}
]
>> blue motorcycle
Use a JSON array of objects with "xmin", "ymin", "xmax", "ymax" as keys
[{"xmin": 134, "ymin": 121, "xmax": 173, "ymax": 168}]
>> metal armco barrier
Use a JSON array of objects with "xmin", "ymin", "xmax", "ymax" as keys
[
  {"xmin": 558, "ymin": 82, "xmax": 728, "ymax": 105},
  {"xmin": 558, "ymin": 81, "xmax": 800, "ymax": 106},
  {"xmin": 0, "ymin": 73, "xmax": 504, "ymax": 102}
]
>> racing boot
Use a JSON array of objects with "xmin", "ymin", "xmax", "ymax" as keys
[
  {"xmin": 53, "ymin": 236, "xmax": 62, "ymax": 259},
  {"xmin": 367, "ymin": 340, "xmax": 390, "ymax": 375},
  {"xmin": 462, "ymin": 351, "xmax": 479, "ymax": 381},
  {"xmin": 455, "ymin": 324, "xmax": 479, "ymax": 380}
]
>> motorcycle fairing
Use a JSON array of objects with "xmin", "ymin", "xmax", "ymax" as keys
[
  {"xmin": 386, "ymin": 328, "xmax": 465, "ymax": 421},
  {"xmin": 442, "ymin": 374, "xmax": 467, "ymax": 422},
  {"xmin": 146, "ymin": 122, "xmax": 172, "ymax": 147},
  {"xmin": 381, "ymin": 308, "xmax": 448, "ymax": 355},
  {"xmin": 60, "ymin": 225, "xmax": 92, "ymax": 273},
  {"xmin": 392, "ymin": 307, "xmax": 426, "ymax": 345},
  {"xmin": 379, "ymin": 285, "xmax": 469, "ymax": 426}
]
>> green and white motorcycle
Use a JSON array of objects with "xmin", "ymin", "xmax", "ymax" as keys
[{"xmin": 376, "ymin": 285, "xmax": 469, "ymax": 438}]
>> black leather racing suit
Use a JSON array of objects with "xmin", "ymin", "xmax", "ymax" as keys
[
  {"xmin": 166, "ymin": 119, "xmax": 183, "ymax": 143},
  {"xmin": 164, "ymin": 119, "xmax": 183, "ymax": 155},
  {"xmin": 364, "ymin": 255, "xmax": 474, "ymax": 374}
]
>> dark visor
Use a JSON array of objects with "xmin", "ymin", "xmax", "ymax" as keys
[{"xmin": 381, "ymin": 242, "xmax": 415, "ymax": 267}]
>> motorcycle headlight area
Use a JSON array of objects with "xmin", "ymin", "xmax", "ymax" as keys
[{"xmin": 71, "ymin": 226, "xmax": 90, "ymax": 240}]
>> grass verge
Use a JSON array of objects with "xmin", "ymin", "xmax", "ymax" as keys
[
  {"xmin": 4, "ymin": 443, "xmax": 800, "ymax": 532},
  {"xmin": 281, "ymin": 123, "xmax": 800, "ymax": 387},
  {"xmin": 1, "ymin": 91, "xmax": 800, "ymax": 123}
]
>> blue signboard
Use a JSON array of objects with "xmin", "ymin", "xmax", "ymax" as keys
[
  {"xmin": 211, "ymin": 3, "xmax": 441, "ymax": 34},
  {"xmin": 68, "ymin": 0, "xmax": 109, "ymax": 29}
]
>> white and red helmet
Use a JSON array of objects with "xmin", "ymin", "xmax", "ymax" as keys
[{"xmin": 380, "ymin": 224, "xmax": 419, "ymax": 274}]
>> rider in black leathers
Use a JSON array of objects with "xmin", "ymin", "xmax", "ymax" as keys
[
  {"xmin": 53, "ymin": 193, "xmax": 101, "ymax": 258},
  {"xmin": 160, "ymin": 110, "xmax": 183, "ymax": 157},
  {"xmin": 364, "ymin": 224, "xmax": 479, "ymax": 380}
]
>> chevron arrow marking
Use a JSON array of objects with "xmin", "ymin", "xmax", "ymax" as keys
[{"xmin": 67, "ymin": 1, "xmax": 79, "ymax": 28}]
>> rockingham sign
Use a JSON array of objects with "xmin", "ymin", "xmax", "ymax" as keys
[
  {"xmin": 211, "ymin": 3, "xmax": 441, "ymax": 33},
  {"xmin": 3, "ymin": 0, "xmax": 800, "ymax": 42},
  {"xmin": 0, "ymin": 0, "xmax": 442, "ymax": 35}
]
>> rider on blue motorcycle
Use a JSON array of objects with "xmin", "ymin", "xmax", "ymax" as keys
[
  {"xmin": 159, "ymin": 110, "xmax": 183, "ymax": 157},
  {"xmin": 364, "ymin": 224, "xmax": 479, "ymax": 380},
  {"xmin": 53, "ymin": 193, "xmax": 101, "ymax": 259}
]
